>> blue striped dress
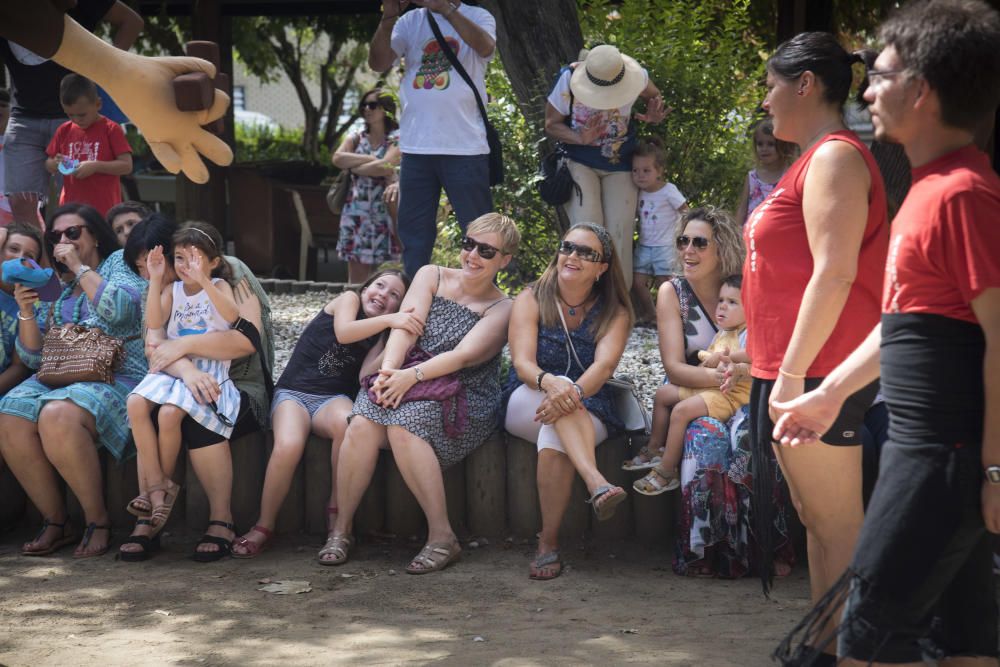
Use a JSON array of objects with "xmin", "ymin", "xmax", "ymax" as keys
[{"xmin": 130, "ymin": 279, "xmax": 240, "ymax": 438}]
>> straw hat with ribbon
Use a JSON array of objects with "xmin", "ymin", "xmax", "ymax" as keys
[{"xmin": 569, "ymin": 44, "xmax": 647, "ymax": 110}]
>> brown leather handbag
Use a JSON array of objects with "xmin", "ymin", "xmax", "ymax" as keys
[{"xmin": 37, "ymin": 316, "xmax": 132, "ymax": 387}]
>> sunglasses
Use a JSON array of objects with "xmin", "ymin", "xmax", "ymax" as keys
[
  {"xmin": 558, "ymin": 240, "xmax": 603, "ymax": 263},
  {"xmin": 461, "ymin": 236, "xmax": 502, "ymax": 259},
  {"xmin": 46, "ymin": 225, "xmax": 86, "ymax": 245},
  {"xmin": 362, "ymin": 101, "xmax": 382, "ymax": 111},
  {"xmin": 676, "ymin": 235, "xmax": 711, "ymax": 251}
]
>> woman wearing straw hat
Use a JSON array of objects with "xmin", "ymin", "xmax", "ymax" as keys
[{"xmin": 544, "ymin": 44, "xmax": 667, "ymax": 286}]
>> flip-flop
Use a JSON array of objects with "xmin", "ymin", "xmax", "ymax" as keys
[
  {"xmin": 21, "ymin": 519, "xmax": 77, "ymax": 557},
  {"xmin": 529, "ymin": 550, "xmax": 563, "ymax": 580},
  {"xmin": 405, "ymin": 541, "xmax": 461, "ymax": 574},
  {"xmin": 73, "ymin": 522, "xmax": 111, "ymax": 559},
  {"xmin": 588, "ymin": 485, "xmax": 627, "ymax": 521}
]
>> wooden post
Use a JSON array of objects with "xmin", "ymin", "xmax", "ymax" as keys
[
  {"xmin": 303, "ymin": 434, "xmax": 332, "ymax": 535},
  {"xmin": 185, "ymin": 454, "xmax": 209, "ymax": 531},
  {"xmin": 271, "ymin": 433, "xmax": 305, "ymax": 534},
  {"xmin": 443, "ymin": 463, "xmax": 466, "ymax": 538},
  {"xmin": 354, "ymin": 451, "xmax": 387, "ymax": 537},
  {"xmin": 103, "ymin": 454, "xmax": 141, "ymax": 531},
  {"xmin": 591, "ymin": 435, "xmax": 632, "ymax": 540},
  {"xmin": 628, "ymin": 434, "xmax": 674, "ymax": 545},
  {"xmin": 385, "ymin": 456, "xmax": 424, "ymax": 539},
  {"xmin": 465, "ymin": 431, "xmax": 506, "ymax": 536},
  {"xmin": 506, "ymin": 434, "xmax": 540, "ymax": 538}
]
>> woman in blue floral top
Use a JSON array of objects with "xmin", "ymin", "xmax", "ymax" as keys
[{"xmin": 0, "ymin": 203, "xmax": 146, "ymax": 559}]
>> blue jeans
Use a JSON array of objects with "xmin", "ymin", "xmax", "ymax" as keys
[{"xmin": 397, "ymin": 153, "xmax": 493, "ymax": 277}]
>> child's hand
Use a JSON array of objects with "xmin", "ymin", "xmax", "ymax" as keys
[
  {"xmin": 184, "ymin": 247, "xmax": 210, "ymax": 286},
  {"xmin": 146, "ymin": 245, "xmax": 167, "ymax": 282},
  {"xmin": 13, "ymin": 284, "xmax": 39, "ymax": 315},
  {"xmin": 387, "ymin": 307, "xmax": 424, "ymax": 336},
  {"xmin": 578, "ymin": 114, "xmax": 604, "ymax": 145},
  {"xmin": 72, "ymin": 161, "xmax": 98, "ymax": 179}
]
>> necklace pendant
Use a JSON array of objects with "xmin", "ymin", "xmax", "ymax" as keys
[{"xmin": 568, "ymin": 307, "xmax": 576, "ymax": 316}]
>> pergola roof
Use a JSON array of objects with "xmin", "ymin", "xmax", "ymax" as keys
[{"xmin": 136, "ymin": 0, "xmax": 377, "ymax": 16}]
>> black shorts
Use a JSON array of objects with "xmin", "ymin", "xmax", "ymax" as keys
[
  {"xmin": 151, "ymin": 390, "xmax": 260, "ymax": 449},
  {"xmin": 750, "ymin": 376, "xmax": 879, "ymax": 447}
]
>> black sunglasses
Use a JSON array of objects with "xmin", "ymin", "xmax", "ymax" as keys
[
  {"xmin": 558, "ymin": 240, "xmax": 603, "ymax": 263},
  {"xmin": 362, "ymin": 101, "xmax": 382, "ymax": 111},
  {"xmin": 676, "ymin": 235, "xmax": 711, "ymax": 251},
  {"xmin": 461, "ymin": 236, "xmax": 502, "ymax": 259},
  {"xmin": 210, "ymin": 379, "xmax": 235, "ymax": 427},
  {"xmin": 46, "ymin": 225, "xmax": 86, "ymax": 245}
]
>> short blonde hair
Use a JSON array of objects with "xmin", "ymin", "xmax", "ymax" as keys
[
  {"xmin": 675, "ymin": 206, "xmax": 745, "ymax": 278},
  {"xmin": 466, "ymin": 212, "xmax": 521, "ymax": 255}
]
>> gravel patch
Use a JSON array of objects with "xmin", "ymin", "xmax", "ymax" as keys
[{"xmin": 270, "ymin": 292, "xmax": 664, "ymax": 410}]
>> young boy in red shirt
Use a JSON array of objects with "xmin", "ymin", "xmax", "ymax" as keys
[{"xmin": 45, "ymin": 74, "xmax": 131, "ymax": 217}]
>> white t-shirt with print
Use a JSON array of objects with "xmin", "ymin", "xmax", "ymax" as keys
[
  {"xmin": 546, "ymin": 67, "xmax": 648, "ymax": 168},
  {"xmin": 637, "ymin": 182, "xmax": 686, "ymax": 246},
  {"xmin": 391, "ymin": 5, "xmax": 496, "ymax": 156}
]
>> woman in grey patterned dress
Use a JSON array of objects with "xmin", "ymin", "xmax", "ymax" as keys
[{"xmin": 321, "ymin": 213, "xmax": 520, "ymax": 573}]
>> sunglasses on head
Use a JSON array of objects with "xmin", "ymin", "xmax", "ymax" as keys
[
  {"xmin": 362, "ymin": 101, "xmax": 382, "ymax": 111},
  {"xmin": 461, "ymin": 236, "xmax": 502, "ymax": 259},
  {"xmin": 46, "ymin": 225, "xmax": 86, "ymax": 245},
  {"xmin": 676, "ymin": 235, "xmax": 711, "ymax": 251},
  {"xmin": 558, "ymin": 240, "xmax": 603, "ymax": 263}
]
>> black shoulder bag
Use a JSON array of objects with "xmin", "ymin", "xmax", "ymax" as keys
[
  {"xmin": 538, "ymin": 71, "xmax": 581, "ymax": 206},
  {"xmin": 426, "ymin": 11, "xmax": 504, "ymax": 186}
]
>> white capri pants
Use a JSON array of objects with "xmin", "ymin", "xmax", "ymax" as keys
[{"xmin": 504, "ymin": 381, "xmax": 608, "ymax": 454}]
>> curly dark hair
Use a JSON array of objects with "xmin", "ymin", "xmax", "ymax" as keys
[
  {"xmin": 124, "ymin": 212, "xmax": 177, "ymax": 275},
  {"xmin": 879, "ymin": 0, "xmax": 1000, "ymax": 131}
]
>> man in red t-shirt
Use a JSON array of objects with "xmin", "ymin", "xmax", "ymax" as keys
[
  {"xmin": 771, "ymin": 1, "xmax": 1000, "ymax": 664},
  {"xmin": 44, "ymin": 73, "xmax": 131, "ymax": 217}
]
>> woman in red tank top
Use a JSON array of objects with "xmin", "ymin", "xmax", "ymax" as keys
[{"xmin": 743, "ymin": 32, "xmax": 889, "ymax": 659}]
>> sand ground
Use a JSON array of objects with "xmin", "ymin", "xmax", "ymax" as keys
[{"xmin": 0, "ymin": 529, "xmax": 814, "ymax": 667}]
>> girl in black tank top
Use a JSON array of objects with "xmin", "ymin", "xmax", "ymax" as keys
[{"xmin": 233, "ymin": 270, "xmax": 416, "ymax": 558}]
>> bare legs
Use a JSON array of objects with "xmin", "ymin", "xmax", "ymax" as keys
[
  {"xmin": 774, "ymin": 441, "xmax": 864, "ymax": 655},
  {"xmin": 0, "ymin": 402, "xmax": 109, "ymax": 556},
  {"xmin": 329, "ymin": 416, "xmax": 388, "ymax": 545},
  {"xmin": 188, "ymin": 441, "xmax": 235, "ymax": 553},
  {"xmin": 127, "ymin": 396, "xmax": 182, "ymax": 519},
  {"xmin": 347, "ymin": 261, "xmax": 373, "ymax": 284}
]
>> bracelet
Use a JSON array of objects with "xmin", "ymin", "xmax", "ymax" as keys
[
  {"xmin": 76, "ymin": 267, "xmax": 93, "ymax": 280},
  {"xmin": 536, "ymin": 370, "xmax": 549, "ymax": 391},
  {"xmin": 778, "ymin": 367, "xmax": 806, "ymax": 380},
  {"xmin": 572, "ymin": 383, "xmax": 584, "ymax": 399},
  {"xmin": 17, "ymin": 312, "xmax": 33, "ymax": 322}
]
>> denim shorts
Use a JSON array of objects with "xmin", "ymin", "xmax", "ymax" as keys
[
  {"xmin": 3, "ymin": 111, "xmax": 65, "ymax": 197},
  {"xmin": 632, "ymin": 243, "xmax": 675, "ymax": 277},
  {"xmin": 271, "ymin": 388, "xmax": 350, "ymax": 419}
]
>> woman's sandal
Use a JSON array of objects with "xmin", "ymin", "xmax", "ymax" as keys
[
  {"xmin": 621, "ymin": 446, "xmax": 664, "ymax": 471},
  {"xmin": 126, "ymin": 494, "xmax": 152, "ymax": 518},
  {"xmin": 632, "ymin": 467, "xmax": 680, "ymax": 496},
  {"xmin": 529, "ymin": 551, "xmax": 563, "ymax": 581},
  {"xmin": 587, "ymin": 485, "xmax": 627, "ymax": 521},
  {"xmin": 405, "ymin": 541, "xmax": 462, "ymax": 574},
  {"xmin": 149, "ymin": 480, "xmax": 182, "ymax": 531},
  {"xmin": 73, "ymin": 522, "xmax": 111, "ymax": 559},
  {"xmin": 317, "ymin": 534, "xmax": 354, "ymax": 566},
  {"xmin": 232, "ymin": 525, "xmax": 274, "ymax": 559},
  {"xmin": 119, "ymin": 519, "xmax": 161, "ymax": 562},
  {"xmin": 21, "ymin": 519, "xmax": 77, "ymax": 557},
  {"xmin": 192, "ymin": 520, "xmax": 235, "ymax": 563}
]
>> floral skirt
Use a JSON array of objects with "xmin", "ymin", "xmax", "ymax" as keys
[{"xmin": 673, "ymin": 407, "xmax": 796, "ymax": 578}]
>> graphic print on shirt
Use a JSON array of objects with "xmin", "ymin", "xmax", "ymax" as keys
[
  {"xmin": 318, "ymin": 346, "xmax": 354, "ymax": 378},
  {"xmin": 884, "ymin": 233, "xmax": 904, "ymax": 313},
  {"xmin": 66, "ymin": 139, "xmax": 101, "ymax": 163},
  {"xmin": 570, "ymin": 104, "xmax": 630, "ymax": 164},
  {"xmin": 174, "ymin": 298, "xmax": 213, "ymax": 336},
  {"xmin": 745, "ymin": 186, "xmax": 784, "ymax": 273},
  {"xmin": 413, "ymin": 37, "xmax": 460, "ymax": 91}
]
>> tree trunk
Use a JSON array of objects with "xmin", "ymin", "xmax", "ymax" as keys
[{"xmin": 480, "ymin": 0, "xmax": 583, "ymax": 123}]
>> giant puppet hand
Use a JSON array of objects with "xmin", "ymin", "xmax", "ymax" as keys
[{"xmin": 52, "ymin": 16, "xmax": 232, "ymax": 183}]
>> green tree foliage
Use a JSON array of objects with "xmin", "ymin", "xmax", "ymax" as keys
[{"xmin": 580, "ymin": 0, "xmax": 766, "ymax": 209}]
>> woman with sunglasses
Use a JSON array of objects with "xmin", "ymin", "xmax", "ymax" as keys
[
  {"xmin": 332, "ymin": 87, "xmax": 401, "ymax": 284},
  {"xmin": 504, "ymin": 222, "xmax": 633, "ymax": 580},
  {"xmin": 0, "ymin": 203, "xmax": 145, "ymax": 558},
  {"xmin": 321, "ymin": 213, "xmax": 519, "ymax": 573},
  {"xmin": 648, "ymin": 207, "xmax": 795, "ymax": 578},
  {"xmin": 744, "ymin": 33, "xmax": 887, "ymax": 655}
]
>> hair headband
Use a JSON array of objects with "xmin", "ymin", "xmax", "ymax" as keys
[
  {"xmin": 187, "ymin": 227, "xmax": 217, "ymax": 249},
  {"xmin": 569, "ymin": 222, "xmax": 613, "ymax": 261}
]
